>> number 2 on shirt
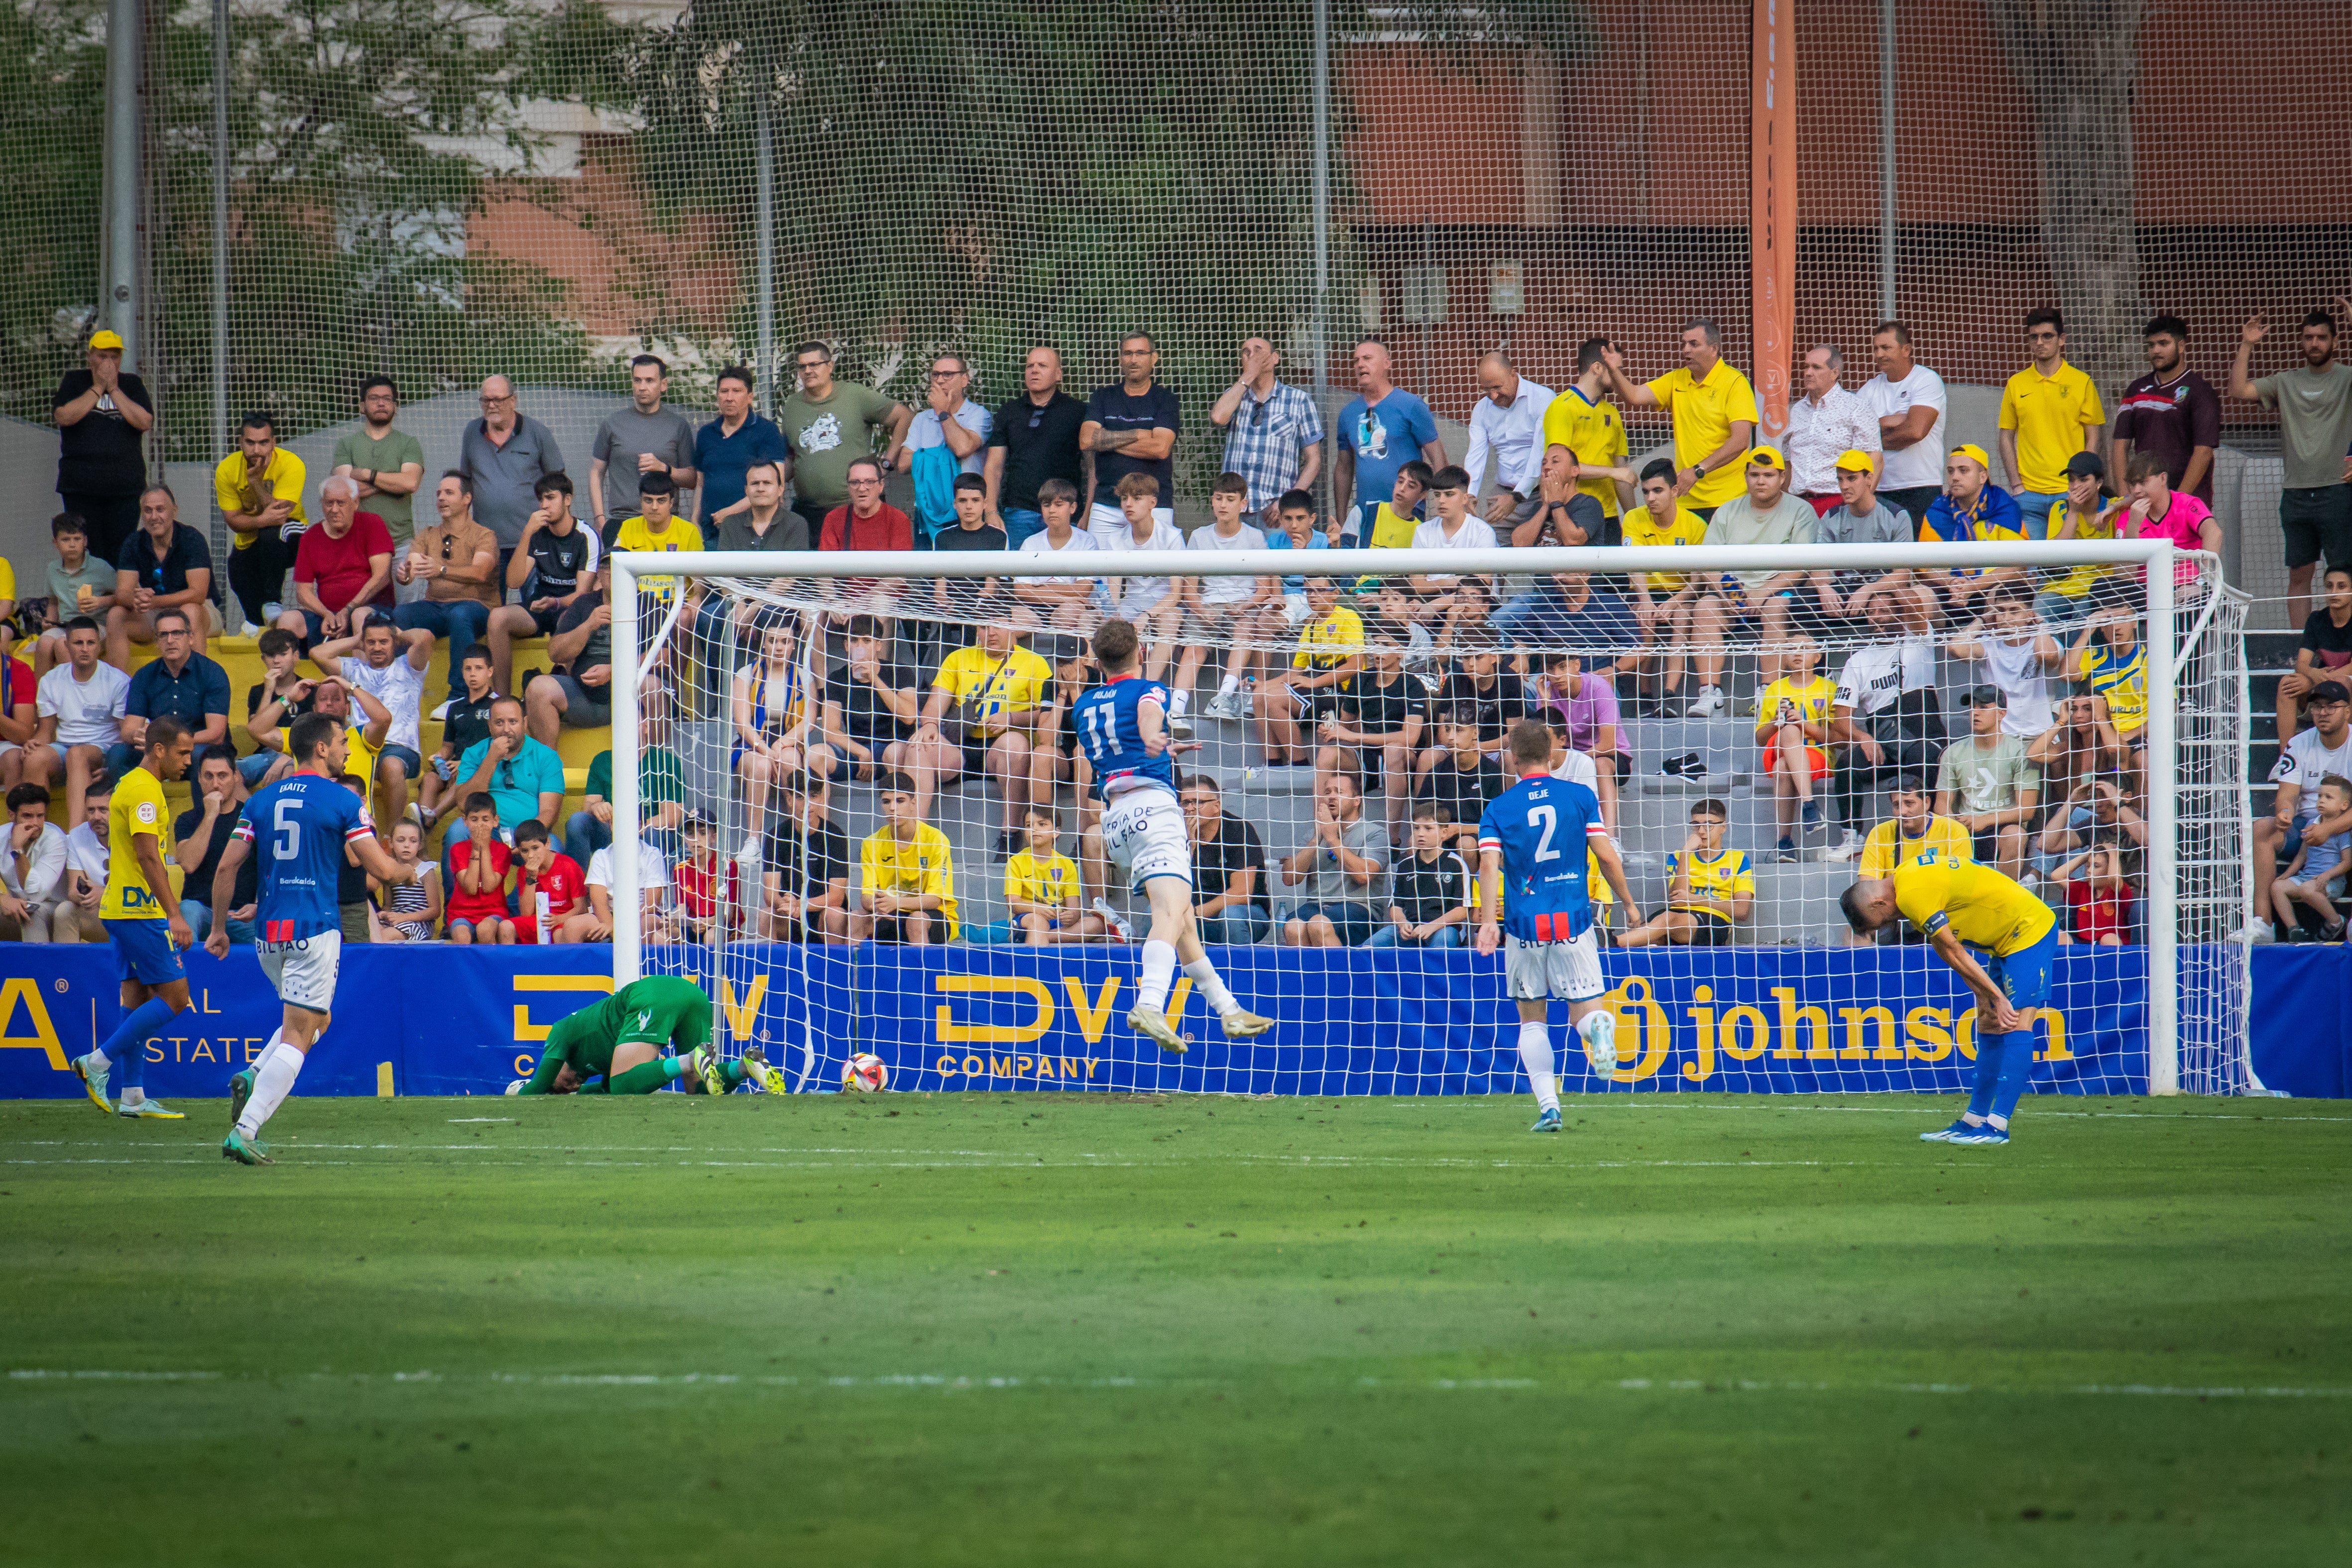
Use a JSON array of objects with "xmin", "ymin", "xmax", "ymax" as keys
[{"xmin": 1528, "ymin": 803, "xmax": 1559, "ymax": 862}]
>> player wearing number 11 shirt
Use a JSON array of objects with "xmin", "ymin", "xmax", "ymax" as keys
[{"xmin": 1476, "ymin": 718, "xmax": 1640, "ymax": 1132}]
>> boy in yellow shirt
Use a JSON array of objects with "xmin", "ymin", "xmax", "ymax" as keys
[
  {"xmin": 981, "ymin": 804, "xmax": 1105, "ymax": 945},
  {"xmin": 854, "ymin": 771, "xmax": 958, "ymax": 945},
  {"xmin": 1753, "ymin": 631, "xmax": 1837, "ymax": 859}
]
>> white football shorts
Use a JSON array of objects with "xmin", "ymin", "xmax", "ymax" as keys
[
  {"xmin": 1505, "ymin": 927, "xmax": 1605, "ymax": 1003},
  {"xmin": 1099, "ymin": 786, "xmax": 1190, "ymax": 894},
  {"xmin": 256, "ymin": 930, "xmax": 344, "ymax": 1014}
]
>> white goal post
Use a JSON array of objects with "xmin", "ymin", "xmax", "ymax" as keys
[{"xmin": 607, "ymin": 538, "xmax": 2249, "ymax": 1098}]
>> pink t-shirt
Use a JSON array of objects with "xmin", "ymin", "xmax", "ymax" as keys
[
  {"xmin": 2126, "ymin": 492, "xmax": 2213, "ymax": 588},
  {"xmin": 1541, "ymin": 671, "xmax": 1628, "ymax": 757}
]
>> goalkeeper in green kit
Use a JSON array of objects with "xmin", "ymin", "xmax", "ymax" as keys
[{"xmin": 512, "ymin": 976, "xmax": 785, "ymax": 1096}]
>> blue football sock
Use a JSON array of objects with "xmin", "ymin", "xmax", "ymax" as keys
[
  {"xmin": 1990, "ymin": 1031, "xmax": 2037, "ymax": 1124},
  {"xmin": 96, "ymin": 996, "xmax": 181, "ymax": 1091},
  {"xmin": 1966, "ymin": 1033, "xmax": 2003, "ymax": 1120}
]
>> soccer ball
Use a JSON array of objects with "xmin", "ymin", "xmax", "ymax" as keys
[{"xmin": 841, "ymin": 1053, "xmax": 889, "ymax": 1093}]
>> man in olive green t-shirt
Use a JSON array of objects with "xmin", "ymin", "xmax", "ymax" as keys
[
  {"xmin": 779, "ymin": 342, "xmax": 910, "ymax": 535},
  {"xmin": 333, "ymin": 377, "xmax": 429, "ymax": 546}
]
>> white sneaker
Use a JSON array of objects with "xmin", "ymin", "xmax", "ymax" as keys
[
  {"xmin": 1826, "ymin": 829, "xmax": 1864, "ymax": 862},
  {"xmin": 262, "ymin": 601, "xmax": 282, "ymax": 625},
  {"xmin": 1204, "ymin": 690, "xmax": 1247, "ymax": 722},
  {"xmin": 1092, "ymin": 897, "xmax": 1133, "ymax": 943},
  {"xmin": 2228, "ymin": 920, "xmax": 2276, "ymax": 945},
  {"xmin": 735, "ymin": 835, "xmax": 761, "ymax": 865},
  {"xmin": 1169, "ymin": 711, "xmax": 1195, "ymax": 739},
  {"xmin": 1686, "ymin": 686, "xmax": 1729, "ymax": 718}
]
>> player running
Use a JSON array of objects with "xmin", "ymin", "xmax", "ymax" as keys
[
  {"xmin": 1474, "ymin": 718, "xmax": 1641, "ymax": 1133},
  {"xmin": 1074, "ymin": 617, "xmax": 1272, "ymax": 1053},
  {"xmin": 1840, "ymin": 860, "xmax": 2057, "ymax": 1146},
  {"xmin": 209, "ymin": 712, "xmax": 426, "ymax": 1164},
  {"xmin": 512, "ymin": 975, "xmax": 780, "ymax": 1095},
  {"xmin": 68, "ymin": 717, "xmax": 198, "ymax": 1120}
]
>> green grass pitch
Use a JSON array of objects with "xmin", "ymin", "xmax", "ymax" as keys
[{"xmin": 3, "ymin": 1091, "xmax": 2347, "ymax": 1566}]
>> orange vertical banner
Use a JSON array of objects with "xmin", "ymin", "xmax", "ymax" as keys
[{"xmin": 1752, "ymin": 0, "xmax": 1796, "ymax": 438}]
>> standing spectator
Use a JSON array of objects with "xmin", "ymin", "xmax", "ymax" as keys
[
  {"xmin": 450, "ymin": 696, "xmax": 565, "ymax": 843},
  {"xmin": 35, "ymin": 513, "xmax": 118, "ymax": 677},
  {"xmin": 1279, "ymin": 771, "xmax": 1389, "ymax": 948},
  {"xmin": 1785, "ymin": 345, "xmax": 1882, "ymax": 514},
  {"xmin": 489, "ymin": 473, "xmax": 602, "ymax": 698},
  {"xmin": 782, "ymin": 342, "xmax": 911, "ymax": 539},
  {"xmin": 50, "ymin": 328, "xmax": 153, "ymax": 565},
  {"xmin": 1181, "ymin": 773, "xmax": 1271, "ymax": 946},
  {"xmin": 1824, "ymin": 588, "xmax": 1944, "ymax": 860},
  {"xmin": 1598, "ymin": 320, "xmax": 1760, "ymax": 519},
  {"xmin": 1333, "ymin": 339, "xmax": 1445, "ymax": 542},
  {"xmin": 1935, "ymin": 686, "xmax": 2042, "ymax": 880},
  {"xmin": 2277, "ymin": 564, "xmax": 2352, "ymax": 742},
  {"xmin": 1998, "ymin": 307, "xmax": 2108, "ymax": 537},
  {"xmin": 2040, "ymin": 452, "xmax": 2122, "ymax": 626},
  {"xmin": 1461, "ymin": 352, "xmax": 1554, "ymax": 538},
  {"xmin": 1860, "ymin": 321, "xmax": 1950, "ymax": 526},
  {"xmin": 901, "ymin": 353, "xmax": 992, "ymax": 545},
  {"xmin": 1688, "ymin": 448, "xmax": 1815, "ymax": 709},
  {"xmin": 525, "ymin": 564, "xmax": 614, "ymax": 747},
  {"xmin": 394, "ymin": 473, "xmax": 502, "ymax": 705},
  {"xmin": 278, "ymin": 476, "xmax": 393, "ymax": 649},
  {"xmin": 1919, "ymin": 445, "xmax": 2028, "ymax": 620},
  {"xmin": 589, "ymin": 355, "xmax": 699, "ymax": 534},
  {"xmin": 458, "ymin": 375, "xmax": 566, "ymax": 562},
  {"xmin": 566, "ymin": 735, "xmax": 688, "ymax": 870},
  {"xmin": 0, "ymin": 783, "xmax": 68, "ymax": 942},
  {"xmin": 692, "ymin": 365, "xmax": 788, "ymax": 526},
  {"xmin": 1367, "ymin": 804, "xmax": 1472, "ymax": 950},
  {"xmin": 107, "ymin": 485, "xmax": 215, "ymax": 670},
  {"xmin": 984, "ymin": 346, "xmax": 1088, "ymax": 549},
  {"xmin": 172, "ymin": 750, "xmax": 255, "ymax": 944},
  {"xmin": 121, "ymin": 609, "xmax": 230, "ymax": 766},
  {"xmin": 2243, "ymin": 679, "xmax": 2352, "ymax": 942},
  {"xmin": 333, "ymin": 376, "xmax": 427, "ymax": 553},
  {"xmin": 2232, "ymin": 304, "xmax": 2352, "ymax": 625},
  {"xmin": 1081, "ymin": 333, "xmax": 1180, "ymax": 541},
  {"xmin": 215, "ymin": 410, "xmax": 307, "ymax": 633},
  {"xmin": 315, "ymin": 621, "xmax": 433, "ymax": 828},
  {"xmin": 1541, "ymin": 337, "xmax": 1638, "ymax": 527},
  {"xmin": 1210, "ymin": 336, "xmax": 1323, "ymax": 526},
  {"xmin": 2111, "ymin": 316, "xmax": 2221, "ymax": 505},
  {"xmin": 31, "ymin": 618, "xmax": 134, "ymax": 820}
]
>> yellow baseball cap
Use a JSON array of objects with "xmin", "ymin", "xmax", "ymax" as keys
[
  {"xmin": 1833, "ymin": 449, "xmax": 1876, "ymax": 473},
  {"xmin": 1744, "ymin": 447, "xmax": 1786, "ymax": 471},
  {"xmin": 1949, "ymin": 442, "xmax": 1991, "ymax": 470},
  {"xmin": 88, "ymin": 329, "xmax": 123, "ymax": 351}
]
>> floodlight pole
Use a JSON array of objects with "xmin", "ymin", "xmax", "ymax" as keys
[
  {"xmin": 755, "ymin": 92, "xmax": 776, "ymax": 416},
  {"xmin": 612, "ymin": 560, "xmax": 643, "ymax": 987},
  {"xmin": 102, "ymin": 0, "xmax": 145, "ymax": 363},
  {"xmin": 1311, "ymin": 0, "xmax": 1331, "ymax": 520}
]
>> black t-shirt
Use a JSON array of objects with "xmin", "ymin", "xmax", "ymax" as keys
[
  {"xmin": 987, "ymin": 391, "xmax": 1088, "ymax": 513},
  {"xmin": 116, "ymin": 524, "xmax": 214, "ymax": 598},
  {"xmin": 929, "ymin": 521, "xmax": 1009, "ymax": 614},
  {"xmin": 174, "ymin": 803, "xmax": 259, "ymax": 908},
  {"xmin": 1390, "ymin": 847, "xmax": 1470, "ymax": 925},
  {"xmin": 556, "ymin": 595, "xmax": 611, "ymax": 690},
  {"xmin": 52, "ymin": 368, "xmax": 154, "ymax": 494},
  {"xmin": 1338, "ymin": 670, "xmax": 1427, "ymax": 742},
  {"xmin": 1434, "ymin": 670, "xmax": 1526, "ymax": 746},
  {"xmin": 823, "ymin": 658, "xmax": 916, "ymax": 746},
  {"xmin": 524, "ymin": 522, "xmax": 597, "ymax": 599},
  {"xmin": 762, "ymin": 817, "xmax": 850, "ymax": 901},
  {"xmin": 1189, "ymin": 813, "xmax": 1268, "ymax": 913},
  {"xmin": 2299, "ymin": 608, "xmax": 2352, "ymax": 674},
  {"xmin": 443, "ymin": 689, "xmax": 499, "ymax": 754},
  {"xmin": 1084, "ymin": 382, "xmax": 1180, "ymax": 506},
  {"xmin": 1415, "ymin": 753, "xmax": 1507, "ymax": 829},
  {"xmin": 2113, "ymin": 370, "xmax": 2222, "ymax": 501}
]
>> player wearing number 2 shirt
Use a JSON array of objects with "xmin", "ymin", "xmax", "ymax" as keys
[{"xmin": 1475, "ymin": 718, "xmax": 1640, "ymax": 1132}]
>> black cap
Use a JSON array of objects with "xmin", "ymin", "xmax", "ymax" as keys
[
  {"xmin": 2063, "ymin": 450, "xmax": 2108, "ymax": 481},
  {"xmin": 2310, "ymin": 679, "xmax": 2352, "ymax": 705},
  {"xmin": 1962, "ymin": 684, "xmax": 2007, "ymax": 708}
]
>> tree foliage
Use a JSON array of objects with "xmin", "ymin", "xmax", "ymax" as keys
[{"xmin": 0, "ymin": 0, "xmax": 109, "ymax": 426}]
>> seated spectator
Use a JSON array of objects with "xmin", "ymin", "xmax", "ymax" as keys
[
  {"xmin": 817, "ymin": 457, "xmax": 910, "ymax": 617},
  {"xmin": 1935, "ymin": 686, "xmax": 2041, "ymax": 879},
  {"xmin": 31, "ymin": 617, "xmax": 135, "ymax": 823},
  {"xmin": 564, "ymin": 734, "xmax": 687, "ymax": 870},
  {"xmin": 1415, "ymin": 629, "xmax": 1522, "ymax": 787},
  {"xmin": 694, "ymin": 459, "xmax": 806, "ymax": 674},
  {"xmin": 855, "ymin": 770, "xmax": 958, "ymax": 945},
  {"xmin": 1093, "ymin": 473, "xmax": 1186, "ymax": 695},
  {"xmin": 315, "ymin": 620, "xmax": 433, "ymax": 828},
  {"xmin": 1280, "ymin": 770, "xmax": 1388, "ymax": 947},
  {"xmin": 449, "ymin": 696, "xmax": 565, "ymax": 848},
  {"xmin": 248, "ymin": 675, "xmax": 393, "ymax": 804},
  {"xmin": 508, "ymin": 819, "xmax": 589, "ymax": 946},
  {"xmin": 2035, "ymin": 771, "xmax": 2145, "ymax": 875},
  {"xmin": 1688, "ymin": 448, "xmax": 1816, "ymax": 711},
  {"xmin": 1361, "ymin": 458, "xmax": 1430, "ymax": 551},
  {"xmin": 1413, "ymin": 709, "xmax": 1508, "ymax": 855},
  {"xmin": 1255, "ymin": 578, "xmax": 1363, "ymax": 767},
  {"xmin": 1532, "ymin": 652, "xmax": 1627, "ymax": 830},
  {"xmin": 760, "ymin": 772, "xmax": 851, "ymax": 943},
  {"xmin": 2267, "ymin": 774, "xmax": 2352, "ymax": 942},
  {"xmin": 489, "ymin": 473, "xmax": 601, "ymax": 700},
  {"xmin": 1825, "ymin": 587, "xmax": 1945, "ymax": 859},
  {"xmin": 725, "ymin": 613, "xmax": 812, "ymax": 851},
  {"xmin": 122, "ymin": 608, "xmax": 231, "ymax": 769},
  {"xmin": 658, "ymin": 814, "xmax": 736, "ymax": 946},
  {"xmin": 1182, "ymin": 773, "xmax": 1270, "ymax": 946},
  {"xmin": 239, "ymin": 628, "xmax": 313, "ymax": 788},
  {"xmin": 394, "ymin": 472, "xmax": 503, "ymax": 705},
  {"xmin": 813, "ymin": 612, "xmax": 917, "ymax": 790},
  {"xmin": 524, "ymin": 563, "xmax": 613, "ymax": 748},
  {"xmin": 2040, "ymin": 451, "xmax": 2120, "ymax": 626},
  {"xmin": 2055, "ymin": 837, "xmax": 2141, "ymax": 947},
  {"xmin": 893, "ymin": 619, "xmax": 1053, "ymax": 858},
  {"xmin": 1398, "ymin": 466, "xmax": 1497, "ymax": 646},
  {"xmin": 1947, "ymin": 581, "xmax": 2063, "ymax": 738},
  {"xmin": 1510, "ymin": 445, "xmax": 1607, "ymax": 549},
  {"xmin": 1264, "ymin": 490, "xmax": 1339, "ymax": 636},
  {"xmin": 336, "ymin": 768, "xmax": 381, "ymax": 945},
  {"xmin": 1804, "ymin": 449, "xmax": 1933, "ymax": 637},
  {"xmin": 0, "ymin": 629, "xmax": 29, "ymax": 794},
  {"xmin": 1365, "ymin": 804, "xmax": 1471, "ymax": 948},
  {"xmin": 443, "ymin": 794, "xmax": 516, "ymax": 945},
  {"xmin": 1502, "ymin": 572, "xmax": 1642, "ymax": 682},
  {"xmin": 1619, "ymin": 459, "xmax": 1710, "ymax": 705},
  {"xmin": 1918, "ymin": 444, "xmax": 2027, "ymax": 620},
  {"xmin": 277, "ymin": 476, "xmax": 393, "ymax": 649},
  {"xmin": 33, "ymin": 513, "xmax": 118, "ymax": 677},
  {"xmin": 0, "ymin": 782, "xmax": 68, "ymax": 941},
  {"xmin": 2245, "ymin": 680, "xmax": 2352, "ymax": 942},
  {"xmin": 108, "ymin": 485, "xmax": 215, "ymax": 670},
  {"xmin": 2279, "ymin": 565, "xmax": 2352, "ymax": 742},
  {"xmin": 1178, "ymin": 473, "xmax": 1275, "ymax": 724},
  {"xmin": 370, "ymin": 818, "xmax": 442, "ymax": 943},
  {"xmin": 55, "ymin": 773, "xmax": 111, "ymax": 943},
  {"xmin": 973, "ymin": 805, "xmax": 1102, "ymax": 945},
  {"xmin": 1755, "ymin": 631, "xmax": 1837, "ymax": 859},
  {"xmin": 570, "ymin": 836, "xmax": 676, "ymax": 945},
  {"xmin": 1320, "ymin": 622, "xmax": 1427, "ymax": 842},
  {"xmin": 2061, "ymin": 604, "xmax": 2149, "ymax": 792},
  {"xmin": 173, "ymin": 750, "xmax": 256, "ymax": 944},
  {"xmin": 1010, "ymin": 478, "xmax": 1100, "ymax": 631},
  {"xmin": 1617, "ymin": 799, "xmax": 1755, "ymax": 948}
]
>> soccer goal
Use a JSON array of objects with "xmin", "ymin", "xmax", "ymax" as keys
[{"xmin": 604, "ymin": 538, "xmax": 2250, "ymax": 1098}]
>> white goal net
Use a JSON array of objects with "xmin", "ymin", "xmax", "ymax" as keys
[{"xmin": 607, "ymin": 539, "xmax": 2250, "ymax": 1098}]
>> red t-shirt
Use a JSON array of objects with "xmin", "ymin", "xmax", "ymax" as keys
[
  {"xmin": 445, "ymin": 837, "xmax": 513, "ymax": 923},
  {"xmin": 672, "ymin": 853, "xmax": 740, "ymax": 925},
  {"xmin": 1, "ymin": 657, "xmax": 34, "ymax": 718},
  {"xmin": 293, "ymin": 511, "xmax": 396, "ymax": 611},
  {"xmin": 819, "ymin": 502, "xmax": 913, "ymax": 554},
  {"xmin": 2066, "ymin": 878, "xmax": 2133, "ymax": 942},
  {"xmin": 510, "ymin": 852, "xmax": 585, "ymax": 942}
]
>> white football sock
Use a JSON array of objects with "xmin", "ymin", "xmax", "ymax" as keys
[
  {"xmin": 250, "ymin": 1030, "xmax": 287, "ymax": 1077},
  {"xmin": 237, "ymin": 1044, "xmax": 304, "ymax": 1138},
  {"xmin": 1169, "ymin": 688, "xmax": 1189, "ymax": 715},
  {"xmin": 1960, "ymin": 1111, "xmax": 1986, "ymax": 1126},
  {"xmin": 1139, "ymin": 940, "xmax": 1177, "ymax": 1011},
  {"xmin": 84, "ymin": 1046, "xmax": 111, "ymax": 1073},
  {"xmin": 1216, "ymin": 674, "xmax": 1241, "ymax": 698},
  {"xmin": 118, "ymin": 1086, "xmax": 144, "ymax": 1108},
  {"xmin": 1986, "ymin": 1113, "xmax": 2009, "ymax": 1131},
  {"xmin": 1183, "ymin": 957, "xmax": 1239, "ymax": 1017},
  {"xmin": 1517, "ymin": 1019, "xmax": 1559, "ymax": 1113}
]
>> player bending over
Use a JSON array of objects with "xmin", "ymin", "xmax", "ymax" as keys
[
  {"xmin": 514, "ymin": 975, "xmax": 783, "ymax": 1097},
  {"xmin": 1075, "ymin": 617, "xmax": 1272, "ymax": 1053},
  {"xmin": 211, "ymin": 712, "xmax": 430, "ymax": 1163},
  {"xmin": 1840, "ymin": 859, "xmax": 2058, "ymax": 1146},
  {"xmin": 1475, "ymin": 718, "xmax": 1640, "ymax": 1133}
]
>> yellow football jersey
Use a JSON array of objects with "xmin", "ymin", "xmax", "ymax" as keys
[
  {"xmin": 1293, "ymin": 603, "xmax": 1365, "ymax": 671},
  {"xmin": 1755, "ymin": 675, "xmax": 1837, "ymax": 728},
  {"xmin": 1620, "ymin": 503, "xmax": 1709, "ymax": 592},
  {"xmin": 860, "ymin": 822, "xmax": 959, "ymax": 937},
  {"xmin": 1540, "ymin": 388, "xmax": 1632, "ymax": 517},
  {"xmin": 1005, "ymin": 848, "xmax": 1079, "ymax": 911},
  {"xmin": 1892, "ymin": 860, "xmax": 2055, "ymax": 957},
  {"xmin": 2080, "ymin": 641, "xmax": 2147, "ymax": 731},
  {"xmin": 101, "ymin": 766, "xmax": 170, "ymax": 921},
  {"xmin": 613, "ymin": 514, "xmax": 704, "ymax": 605},
  {"xmin": 934, "ymin": 644, "xmax": 1053, "ymax": 737},
  {"xmin": 1666, "ymin": 848, "xmax": 1753, "ymax": 917}
]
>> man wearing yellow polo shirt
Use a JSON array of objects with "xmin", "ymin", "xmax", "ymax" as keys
[
  {"xmin": 215, "ymin": 411, "xmax": 308, "ymax": 634},
  {"xmin": 1541, "ymin": 337, "xmax": 1637, "ymax": 523},
  {"xmin": 1599, "ymin": 320, "xmax": 1760, "ymax": 519},
  {"xmin": 1999, "ymin": 308, "xmax": 2108, "ymax": 538}
]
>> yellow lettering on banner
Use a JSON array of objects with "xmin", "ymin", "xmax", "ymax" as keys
[
  {"xmin": 1719, "ymin": 1004, "xmax": 1769, "ymax": 1062},
  {"xmin": 1015, "ymin": 1055, "xmax": 1035, "ymax": 1078},
  {"xmin": 1681, "ymin": 986, "xmax": 1717, "ymax": 1083},
  {"xmin": 1062, "ymin": 976, "xmax": 1123, "ymax": 1043},
  {"xmin": 936, "ymin": 1052, "xmax": 960, "ymax": 1079},
  {"xmin": 1839, "ymin": 1006, "xmax": 1900, "ymax": 1061},
  {"xmin": 962, "ymin": 1054, "xmax": 984, "ymax": 1078},
  {"xmin": 1166, "ymin": 977, "xmax": 1194, "ymax": 1025},
  {"xmin": 1771, "ymin": 987, "xmax": 1833, "ymax": 1059},
  {"xmin": 512, "ymin": 1053, "xmax": 536, "ymax": 1077},
  {"xmin": 935, "ymin": 975, "xmax": 1055, "ymax": 1045},
  {"xmin": 1603, "ymin": 978, "xmax": 1670, "ymax": 1082},
  {"xmin": 1060, "ymin": 1057, "xmax": 1080, "ymax": 1080},
  {"xmin": 720, "ymin": 974, "xmax": 769, "ymax": 1042},
  {"xmin": 190, "ymin": 1039, "xmax": 216, "ymax": 1063},
  {"xmin": 1955, "ymin": 1007, "xmax": 1980, "ymax": 1062},
  {"xmin": 197, "ymin": 989, "xmax": 222, "ymax": 1014},
  {"xmin": 2037, "ymin": 1008, "xmax": 2073, "ymax": 1062},
  {"xmin": 1904, "ymin": 1006, "xmax": 1953, "ymax": 1062},
  {"xmin": 513, "ymin": 973, "xmax": 614, "ymax": 1043},
  {"xmin": 0, "ymin": 978, "xmax": 68, "ymax": 1071},
  {"xmin": 1085, "ymin": 1058, "xmax": 1100, "ymax": 1079},
  {"xmin": 988, "ymin": 1054, "xmax": 1015, "ymax": 1078}
]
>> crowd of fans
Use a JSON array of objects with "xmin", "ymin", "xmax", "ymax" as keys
[{"xmin": 5, "ymin": 301, "xmax": 2350, "ymax": 949}]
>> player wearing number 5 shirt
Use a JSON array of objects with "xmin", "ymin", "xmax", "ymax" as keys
[{"xmin": 1476, "ymin": 718, "xmax": 1640, "ymax": 1132}]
